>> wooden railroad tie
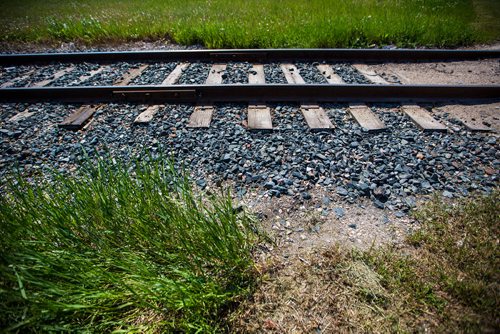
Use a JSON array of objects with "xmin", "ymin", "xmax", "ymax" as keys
[
  {"xmin": 282, "ymin": 63, "xmax": 334, "ymax": 131},
  {"xmin": 32, "ymin": 66, "xmax": 75, "ymax": 88},
  {"xmin": 352, "ymin": 63, "xmax": 391, "ymax": 85},
  {"xmin": 348, "ymin": 104, "xmax": 386, "ymax": 132},
  {"xmin": 247, "ymin": 64, "xmax": 273, "ymax": 131},
  {"xmin": 188, "ymin": 64, "xmax": 226, "ymax": 128},
  {"xmin": 402, "ymin": 104, "xmax": 448, "ymax": 132},
  {"xmin": 114, "ymin": 64, "xmax": 149, "ymax": 86},
  {"xmin": 59, "ymin": 105, "xmax": 98, "ymax": 130}
]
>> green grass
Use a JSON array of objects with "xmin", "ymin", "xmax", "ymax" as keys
[
  {"xmin": 0, "ymin": 0, "xmax": 499, "ymax": 48},
  {"xmin": 0, "ymin": 157, "xmax": 259, "ymax": 332}
]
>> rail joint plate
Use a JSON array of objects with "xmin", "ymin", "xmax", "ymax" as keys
[
  {"xmin": 209, "ymin": 52, "xmax": 266, "ymax": 61},
  {"xmin": 112, "ymin": 89, "xmax": 197, "ymax": 102}
]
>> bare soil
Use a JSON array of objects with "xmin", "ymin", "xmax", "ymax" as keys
[
  {"xmin": 237, "ymin": 187, "xmax": 419, "ymax": 256},
  {"xmin": 369, "ymin": 59, "xmax": 500, "ymax": 85},
  {"xmin": 0, "ymin": 40, "xmax": 199, "ymax": 53},
  {"xmin": 433, "ymin": 102, "xmax": 500, "ymax": 132}
]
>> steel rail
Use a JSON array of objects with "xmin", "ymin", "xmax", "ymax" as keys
[
  {"xmin": 1, "ymin": 49, "xmax": 499, "ymax": 65},
  {"xmin": 1, "ymin": 84, "xmax": 499, "ymax": 103}
]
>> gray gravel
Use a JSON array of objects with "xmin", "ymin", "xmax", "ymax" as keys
[
  {"xmin": 223, "ymin": 62, "xmax": 251, "ymax": 84},
  {"xmin": 177, "ymin": 62, "xmax": 211, "ymax": 84},
  {"xmin": 264, "ymin": 63, "xmax": 288, "ymax": 84},
  {"xmin": 130, "ymin": 62, "xmax": 178, "ymax": 85},
  {"xmin": 334, "ymin": 64, "xmax": 371, "ymax": 84},
  {"xmin": 9, "ymin": 64, "xmax": 68, "ymax": 87},
  {"xmin": 296, "ymin": 62, "xmax": 328, "ymax": 84},
  {"xmin": 0, "ymin": 66, "xmax": 34, "ymax": 86},
  {"xmin": 0, "ymin": 60, "xmax": 498, "ymax": 211},
  {"xmin": 3, "ymin": 61, "xmax": 379, "ymax": 86},
  {"xmin": 78, "ymin": 62, "xmax": 133, "ymax": 86},
  {"xmin": 46, "ymin": 63, "xmax": 101, "ymax": 87},
  {"xmin": 1, "ymin": 102, "xmax": 498, "ymax": 212}
]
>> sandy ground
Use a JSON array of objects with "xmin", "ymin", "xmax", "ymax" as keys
[
  {"xmin": 0, "ymin": 40, "xmax": 198, "ymax": 53},
  {"xmin": 369, "ymin": 59, "xmax": 500, "ymax": 85},
  {"xmin": 433, "ymin": 102, "xmax": 500, "ymax": 132}
]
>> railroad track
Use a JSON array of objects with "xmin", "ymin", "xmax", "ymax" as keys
[{"xmin": 1, "ymin": 48, "xmax": 499, "ymax": 132}]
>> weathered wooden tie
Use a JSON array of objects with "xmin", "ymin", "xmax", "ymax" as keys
[
  {"xmin": 300, "ymin": 105, "xmax": 335, "ymax": 130},
  {"xmin": 134, "ymin": 105, "xmax": 163, "ymax": 124},
  {"xmin": 248, "ymin": 64, "xmax": 266, "ymax": 84},
  {"xmin": 317, "ymin": 64, "xmax": 344, "ymax": 84},
  {"xmin": 161, "ymin": 63, "xmax": 189, "ymax": 85},
  {"xmin": 402, "ymin": 105, "xmax": 447, "ymax": 132},
  {"xmin": 454, "ymin": 117, "xmax": 492, "ymax": 132},
  {"xmin": 71, "ymin": 66, "xmax": 106, "ymax": 85},
  {"xmin": 59, "ymin": 105, "xmax": 98, "ymax": 130},
  {"xmin": 352, "ymin": 64, "xmax": 390, "ymax": 85},
  {"xmin": 317, "ymin": 65, "xmax": 384, "ymax": 132},
  {"xmin": 434, "ymin": 105, "xmax": 492, "ymax": 132},
  {"xmin": 0, "ymin": 70, "xmax": 35, "ymax": 88},
  {"xmin": 32, "ymin": 66, "xmax": 75, "ymax": 87},
  {"xmin": 280, "ymin": 64, "xmax": 306, "ymax": 84},
  {"xmin": 114, "ymin": 64, "xmax": 148, "ymax": 86},
  {"xmin": 188, "ymin": 64, "xmax": 226, "ymax": 128},
  {"xmin": 8, "ymin": 109, "xmax": 36, "ymax": 122},
  {"xmin": 247, "ymin": 65, "xmax": 273, "ymax": 130},
  {"xmin": 133, "ymin": 64, "xmax": 189, "ymax": 124},
  {"xmin": 248, "ymin": 104, "xmax": 273, "ymax": 130},
  {"xmin": 348, "ymin": 104, "xmax": 386, "ymax": 132},
  {"xmin": 205, "ymin": 64, "xmax": 227, "ymax": 84},
  {"xmin": 282, "ymin": 64, "xmax": 334, "ymax": 130},
  {"xmin": 188, "ymin": 105, "xmax": 214, "ymax": 128}
]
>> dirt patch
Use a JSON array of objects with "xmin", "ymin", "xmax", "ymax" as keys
[
  {"xmin": 369, "ymin": 60, "xmax": 500, "ymax": 85},
  {"xmin": 464, "ymin": 41, "xmax": 500, "ymax": 50},
  {"xmin": 231, "ymin": 192, "xmax": 499, "ymax": 333},
  {"xmin": 237, "ymin": 187, "xmax": 418, "ymax": 256},
  {"xmin": 433, "ymin": 102, "xmax": 500, "ymax": 132},
  {"xmin": 0, "ymin": 40, "xmax": 200, "ymax": 53}
]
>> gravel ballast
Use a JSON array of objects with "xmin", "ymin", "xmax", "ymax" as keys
[
  {"xmin": 0, "ymin": 101, "xmax": 497, "ymax": 212},
  {"xmin": 177, "ymin": 62, "xmax": 211, "ymax": 84},
  {"xmin": 130, "ymin": 62, "xmax": 178, "ymax": 85},
  {"xmin": 0, "ymin": 60, "xmax": 498, "ymax": 212}
]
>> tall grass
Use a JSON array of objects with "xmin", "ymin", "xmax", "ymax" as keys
[
  {"xmin": 0, "ymin": 0, "xmax": 498, "ymax": 48},
  {"xmin": 0, "ymin": 156, "xmax": 258, "ymax": 332}
]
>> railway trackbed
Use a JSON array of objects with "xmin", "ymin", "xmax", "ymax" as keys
[
  {"xmin": 1, "ymin": 48, "xmax": 499, "ymax": 211},
  {"xmin": 1, "ymin": 48, "xmax": 499, "ymax": 131}
]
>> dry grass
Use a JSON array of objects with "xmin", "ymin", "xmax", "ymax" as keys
[
  {"xmin": 232, "ymin": 191, "xmax": 499, "ymax": 333},
  {"xmin": 232, "ymin": 248, "xmax": 424, "ymax": 333}
]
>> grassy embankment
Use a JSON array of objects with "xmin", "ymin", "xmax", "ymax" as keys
[
  {"xmin": 235, "ymin": 192, "xmax": 499, "ymax": 332},
  {"xmin": 0, "ymin": 0, "xmax": 499, "ymax": 48},
  {"xmin": 0, "ymin": 158, "xmax": 259, "ymax": 333}
]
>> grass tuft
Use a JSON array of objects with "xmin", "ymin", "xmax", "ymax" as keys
[{"xmin": 0, "ymin": 156, "xmax": 259, "ymax": 332}]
